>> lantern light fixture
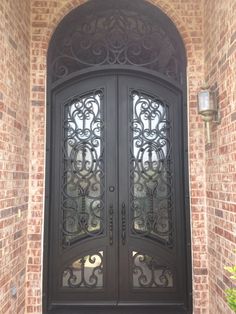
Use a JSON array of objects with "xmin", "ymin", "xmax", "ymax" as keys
[{"xmin": 197, "ymin": 86, "xmax": 220, "ymax": 144}]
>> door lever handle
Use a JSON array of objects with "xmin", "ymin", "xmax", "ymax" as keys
[
  {"xmin": 121, "ymin": 202, "xmax": 126, "ymax": 245},
  {"xmin": 109, "ymin": 205, "xmax": 113, "ymax": 245}
]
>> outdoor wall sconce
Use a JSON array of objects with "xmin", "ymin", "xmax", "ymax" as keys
[{"xmin": 197, "ymin": 86, "xmax": 220, "ymax": 144}]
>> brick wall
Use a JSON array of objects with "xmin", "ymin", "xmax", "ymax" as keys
[
  {"xmin": 203, "ymin": 0, "xmax": 236, "ymax": 313},
  {"xmin": 0, "ymin": 0, "xmax": 31, "ymax": 313},
  {"xmin": 0, "ymin": 0, "xmax": 234, "ymax": 313}
]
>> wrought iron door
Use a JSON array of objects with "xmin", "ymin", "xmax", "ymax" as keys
[{"xmin": 45, "ymin": 73, "xmax": 191, "ymax": 313}]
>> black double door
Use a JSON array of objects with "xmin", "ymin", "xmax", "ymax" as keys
[{"xmin": 46, "ymin": 74, "xmax": 191, "ymax": 313}]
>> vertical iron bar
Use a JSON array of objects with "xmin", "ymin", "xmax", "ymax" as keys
[{"xmin": 121, "ymin": 202, "xmax": 126, "ymax": 245}]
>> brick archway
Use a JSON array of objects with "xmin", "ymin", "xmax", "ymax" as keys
[{"xmin": 28, "ymin": 1, "xmax": 207, "ymax": 313}]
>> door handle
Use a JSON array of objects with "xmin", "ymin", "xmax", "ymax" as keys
[
  {"xmin": 121, "ymin": 202, "xmax": 126, "ymax": 245},
  {"xmin": 109, "ymin": 205, "xmax": 113, "ymax": 245}
]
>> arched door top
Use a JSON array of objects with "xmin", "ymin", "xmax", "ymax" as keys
[{"xmin": 48, "ymin": 0, "xmax": 186, "ymax": 85}]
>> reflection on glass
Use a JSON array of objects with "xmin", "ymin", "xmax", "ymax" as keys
[
  {"xmin": 132, "ymin": 251, "xmax": 173, "ymax": 288},
  {"xmin": 62, "ymin": 251, "xmax": 103, "ymax": 288},
  {"xmin": 130, "ymin": 91, "xmax": 172, "ymax": 244},
  {"xmin": 62, "ymin": 90, "xmax": 104, "ymax": 246}
]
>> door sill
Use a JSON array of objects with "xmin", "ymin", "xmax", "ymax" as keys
[{"xmin": 47, "ymin": 303, "xmax": 191, "ymax": 314}]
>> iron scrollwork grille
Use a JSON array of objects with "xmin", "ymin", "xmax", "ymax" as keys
[
  {"xmin": 61, "ymin": 89, "xmax": 105, "ymax": 247},
  {"xmin": 132, "ymin": 251, "xmax": 173, "ymax": 288},
  {"xmin": 49, "ymin": 0, "xmax": 184, "ymax": 84},
  {"xmin": 62, "ymin": 251, "xmax": 104, "ymax": 289},
  {"xmin": 129, "ymin": 89, "xmax": 173, "ymax": 246}
]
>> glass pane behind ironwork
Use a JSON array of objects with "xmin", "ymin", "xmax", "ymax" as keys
[
  {"xmin": 62, "ymin": 90, "xmax": 105, "ymax": 246},
  {"xmin": 62, "ymin": 251, "xmax": 103, "ymax": 289},
  {"xmin": 130, "ymin": 90, "xmax": 173, "ymax": 245},
  {"xmin": 132, "ymin": 251, "xmax": 173, "ymax": 288}
]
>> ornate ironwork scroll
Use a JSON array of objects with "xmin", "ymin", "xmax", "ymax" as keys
[
  {"xmin": 129, "ymin": 90, "xmax": 173, "ymax": 245},
  {"xmin": 49, "ymin": 0, "xmax": 184, "ymax": 83},
  {"xmin": 62, "ymin": 89, "xmax": 105, "ymax": 246},
  {"xmin": 62, "ymin": 251, "xmax": 103, "ymax": 288},
  {"xmin": 132, "ymin": 251, "xmax": 173, "ymax": 288}
]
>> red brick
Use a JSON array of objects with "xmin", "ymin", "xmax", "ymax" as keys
[{"xmin": 0, "ymin": 1, "xmax": 30, "ymax": 313}]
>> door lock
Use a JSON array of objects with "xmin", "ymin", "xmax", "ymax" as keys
[{"xmin": 109, "ymin": 186, "xmax": 115, "ymax": 192}]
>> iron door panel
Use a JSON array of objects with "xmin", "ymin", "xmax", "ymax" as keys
[
  {"xmin": 47, "ymin": 76, "xmax": 119, "ymax": 305},
  {"xmin": 118, "ymin": 75, "xmax": 189, "ymax": 307}
]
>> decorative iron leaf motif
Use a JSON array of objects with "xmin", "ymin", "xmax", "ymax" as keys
[
  {"xmin": 62, "ymin": 251, "xmax": 103, "ymax": 288},
  {"xmin": 62, "ymin": 89, "xmax": 105, "ymax": 246},
  {"xmin": 132, "ymin": 251, "xmax": 173, "ymax": 288},
  {"xmin": 50, "ymin": 0, "xmax": 183, "ymax": 83},
  {"xmin": 129, "ymin": 90, "xmax": 173, "ymax": 245}
]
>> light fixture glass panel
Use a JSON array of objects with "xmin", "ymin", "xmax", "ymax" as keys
[
  {"xmin": 198, "ymin": 90, "xmax": 210, "ymax": 113},
  {"xmin": 198, "ymin": 89, "xmax": 216, "ymax": 114}
]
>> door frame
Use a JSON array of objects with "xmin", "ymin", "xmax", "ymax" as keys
[{"xmin": 43, "ymin": 67, "xmax": 192, "ymax": 313}]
